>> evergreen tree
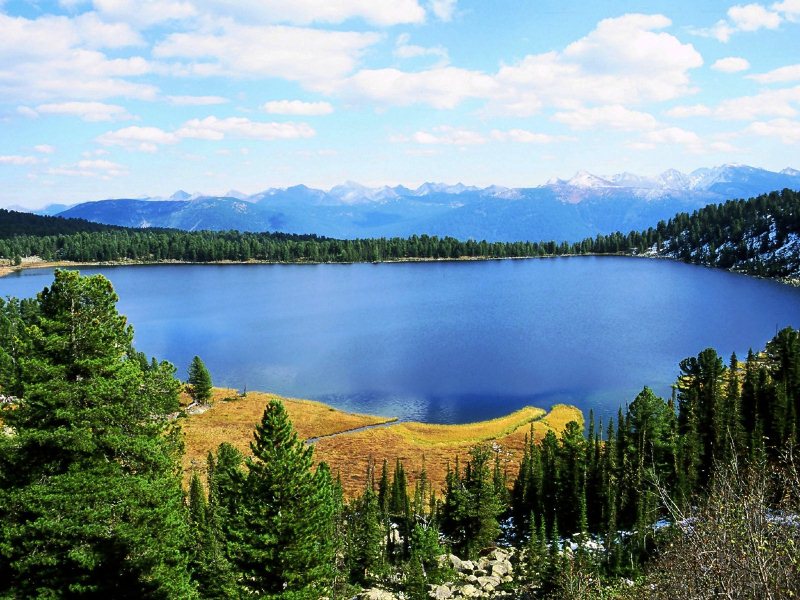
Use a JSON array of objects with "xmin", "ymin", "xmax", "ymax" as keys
[
  {"xmin": 346, "ymin": 472, "xmax": 385, "ymax": 584},
  {"xmin": 226, "ymin": 400, "xmax": 336, "ymax": 597},
  {"xmin": 0, "ymin": 270, "xmax": 195, "ymax": 598},
  {"xmin": 187, "ymin": 355, "xmax": 213, "ymax": 405}
]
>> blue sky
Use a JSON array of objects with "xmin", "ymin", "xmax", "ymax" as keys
[{"xmin": 1, "ymin": 0, "xmax": 799, "ymax": 208}]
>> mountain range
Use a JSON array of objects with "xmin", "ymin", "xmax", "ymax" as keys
[{"xmin": 48, "ymin": 164, "xmax": 800, "ymax": 242}]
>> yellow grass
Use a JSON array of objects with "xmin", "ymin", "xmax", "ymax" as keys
[
  {"xmin": 180, "ymin": 389, "xmax": 583, "ymax": 497},
  {"xmin": 180, "ymin": 388, "xmax": 394, "ymax": 474}
]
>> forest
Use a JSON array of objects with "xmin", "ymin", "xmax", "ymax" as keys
[
  {"xmin": 0, "ymin": 270, "xmax": 798, "ymax": 598},
  {"xmin": 1, "ymin": 188, "xmax": 799, "ymax": 279}
]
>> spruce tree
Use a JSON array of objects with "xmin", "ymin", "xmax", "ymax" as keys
[
  {"xmin": 227, "ymin": 400, "xmax": 335, "ymax": 597},
  {"xmin": 187, "ymin": 355, "xmax": 213, "ymax": 405},
  {"xmin": 0, "ymin": 270, "xmax": 195, "ymax": 598}
]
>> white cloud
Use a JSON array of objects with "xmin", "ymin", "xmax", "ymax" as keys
[
  {"xmin": 167, "ymin": 95, "xmax": 229, "ymax": 105},
  {"xmin": 665, "ymin": 104, "xmax": 712, "ymax": 118},
  {"xmin": 31, "ymin": 101, "xmax": 132, "ymax": 121},
  {"xmin": 190, "ymin": 0, "xmax": 426, "ymax": 25},
  {"xmin": 695, "ymin": 3, "xmax": 782, "ymax": 41},
  {"xmin": 638, "ymin": 127, "xmax": 706, "ymax": 153},
  {"xmin": 176, "ymin": 116, "xmax": 315, "ymax": 141},
  {"xmin": 0, "ymin": 155, "xmax": 39, "ymax": 166},
  {"xmin": 343, "ymin": 67, "xmax": 497, "ymax": 109},
  {"xmin": 0, "ymin": 13, "xmax": 156, "ymax": 102},
  {"xmin": 773, "ymin": 0, "xmax": 800, "ymax": 21},
  {"xmin": 48, "ymin": 158, "xmax": 128, "ymax": 178},
  {"xmin": 728, "ymin": 3, "xmax": 782, "ymax": 30},
  {"xmin": 97, "ymin": 117, "xmax": 315, "ymax": 151},
  {"xmin": 489, "ymin": 129, "xmax": 565, "ymax": 143},
  {"xmin": 154, "ymin": 23, "xmax": 379, "ymax": 89},
  {"xmin": 92, "ymin": 0, "xmax": 197, "ymax": 27},
  {"xmin": 429, "ymin": 0, "xmax": 457, "ymax": 21},
  {"xmin": 552, "ymin": 105, "xmax": 659, "ymax": 131},
  {"xmin": 714, "ymin": 86, "xmax": 800, "ymax": 119},
  {"xmin": 711, "ymin": 56, "xmax": 751, "ymax": 72},
  {"xmin": 392, "ymin": 126, "xmax": 486, "ymax": 145},
  {"xmin": 745, "ymin": 117, "xmax": 800, "ymax": 143},
  {"xmin": 749, "ymin": 63, "xmax": 800, "ymax": 83},
  {"xmin": 34, "ymin": 145, "xmax": 56, "ymax": 154},
  {"xmin": 394, "ymin": 33, "xmax": 449, "ymax": 64},
  {"xmin": 262, "ymin": 100, "xmax": 334, "ymax": 115},
  {"xmin": 489, "ymin": 14, "xmax": 702, "ymax": 114},
  {"xmin": 96, "ymin": 126, "xmax": 179, "ymax": 152}
]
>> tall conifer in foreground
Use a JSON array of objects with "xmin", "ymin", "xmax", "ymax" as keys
[
  {"xmin": 187, "ymin": 355, "xmax": 213, "ymax": 405},
  {"xmin": 0, "ymin": 270, "xmax": 195, "ymax": 598},
  {"xmin": 226, "ymin": 399, "xmax": 336, "ymax": 597}
]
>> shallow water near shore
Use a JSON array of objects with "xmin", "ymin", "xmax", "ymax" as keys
[{"xmin": 2, "ymin": 256, "xmax": 799, "ymax": 423}]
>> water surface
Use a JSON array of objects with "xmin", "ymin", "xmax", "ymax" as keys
[{"xmin": 2, "ymin": 257, "xmax": 799, "ymax": 424}]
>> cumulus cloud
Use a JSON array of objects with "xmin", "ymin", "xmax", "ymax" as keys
[
  {"xmin": 489, "ymin": 129, "xmax": 567, "ymax": 143},
  {"xmin": 667, "ymin": 87, "xmax": 800, "ymax": 121},
  {"xmin": 391, "ymin": 126, "xmax": 486, "ymax": 145},
  {"xmin": 695, "ymin": 3, "xmax": 782, "ymax": 41},
  {"xmin": 91, "ymin": 0, "xmax": 197, "ymax": 28},
  {"xmin": 167, "ymin": 95, "xmax": 229, "ymax": 105},
  {"xmin": 393, "ymin": 33, "xmax": 449, "ymax": 65},
  {"xmin": 343, "ymin": 67, "xmax": 497, "ymax": 109},
  {"xmin": 0, "ymin": 155, "xmax": 39, "ymax": 166},
  {"xmin": 96, "ymin": 126, "xmax": 179, "ymax": 152},
  {"xmin": 26, "ymin": 101, "xmax": 132, "ymax": 121},
  {"xmin": 773, "ymin": 0, "xmax": 800, "ymax": 22},
  {"xmin": 745, "ymin": 117, "xmax": 800, "ymax": 143},
  {"xmin": 665, "ymin": 104, "xmax": 713, "ymax": 118},
  {"xmin": 175, "ymin": 116, "xmax": 315, "ymax": 141},
  {"xmin": 97, "ymin": 117, "xmax": 315, "ymax": 151},
  {"xmin": 711, "ymin": 57, "xmax": 751, "ymax": 72},
  {"xmin": 552, "ymin": 105, "xmax": 659, "ymax": 131},
  {"xmin": 728, "ymin": 3, "xmax": 782, "ymax": 30},
  {"xmin": 749, "ymin": 63, "xmax": 800, "ymax": 83},
  {"xmin": 0, "ymin": 13, "xmax": 156, "ymax": 102},
  {"xmin": 154, "ymin": 23, "xmax": 379, "ymax": 89},
  {"xmin": 428, "ymin": 0, "xmax": 457, "ymax": 21},
  {"xmin": 188, "ymin": 0, "xmax": 425, "ymax": 25},
  {"xmin": 48, "ymin": 158, "xmax": 128, "ymax": 178},
  {"xmin": 262, "ymin": 100, "xmax": 333, "ymax": 115}
]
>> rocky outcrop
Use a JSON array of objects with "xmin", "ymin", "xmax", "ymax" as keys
[{"xmin": 432, "ymin": 548, "xmax": 515, "ymax": 599}]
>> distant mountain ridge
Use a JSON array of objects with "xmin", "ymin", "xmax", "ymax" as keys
[{"xmin": 51, "ymin": 164, "xmax": 800, "ymax": 242}]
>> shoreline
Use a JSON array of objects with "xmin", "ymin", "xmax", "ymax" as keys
[{"xmin": 2, "ymin": 253, "xmax": 797, "ymax": 287}]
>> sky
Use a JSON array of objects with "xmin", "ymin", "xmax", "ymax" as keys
[{"xmin": 1, "ymin": 0, "xmax": 799, "ymax": 209}]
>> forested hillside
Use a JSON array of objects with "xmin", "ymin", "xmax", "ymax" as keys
[
  {"xmin": 0, "ymin": 208, "xmax": 120, "ymax": 238},
  {"xmin": 1, "ymin": 189, "xmax": 798, "ymax": 282}
]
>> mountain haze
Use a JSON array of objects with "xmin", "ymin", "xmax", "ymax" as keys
[{"xmin": 53, "ymin": 165, "xmax": 800, "ymax": 242}]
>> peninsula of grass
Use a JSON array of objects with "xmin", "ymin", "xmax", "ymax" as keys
[{"xmin": 179, "ymin": 388, "xmax": 582, "ymax": 497}]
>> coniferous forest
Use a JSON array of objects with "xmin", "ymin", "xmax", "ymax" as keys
[
  {"xmin": 1, "ymin": 270, "xmax": 799, "ymax": 598},
  {"xmin": 1, "ymin": 188, "xmax": 799, "ymax": 280}
]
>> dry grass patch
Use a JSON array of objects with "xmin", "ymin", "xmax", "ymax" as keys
[
  {"xmin": 314, "ymin": 404, "xmax": 583, "ymax": 497},
  {"xmin": 180, "ymin": 388, "xmax": 393, "ymax": 474},
  {"xmin": 179, "ymin": 388, "xmax": 583, "ymax": 498}
]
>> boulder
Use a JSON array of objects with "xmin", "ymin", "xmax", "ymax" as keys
[
  {"xmin": 430, "ymin": 584, "xmax": 453, "ymax": 600},
  {"xmin": 460, "ymin": 584, "xmax": 479, "ymax": 598},
  {"xmin": 358, "ymin": 588, "xmax": 397, "ymax": 600}
]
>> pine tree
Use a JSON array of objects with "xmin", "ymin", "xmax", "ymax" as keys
[
  {"xmin": 226, "ymin": 400, "xmax": 336, "ymax": 597},
  {"xmin": 0, "ymin": 270, "xmax": 195, "ymax": 598},
  {"xmin": 187, "ymin": 355, "xmax": 213, "ymax": 405}
]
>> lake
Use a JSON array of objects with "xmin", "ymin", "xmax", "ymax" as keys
[{"xmin": 2, "ymin": 257, "xmax": 799, "ymax": 424}]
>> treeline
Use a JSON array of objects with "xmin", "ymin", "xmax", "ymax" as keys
[
  {"xmin": 2, "ymin": 271, "xmax": 798, "ymax": 598},
  {"xmin": 1, "ymin": 189, "xmax": 799, "ymax": 279}
]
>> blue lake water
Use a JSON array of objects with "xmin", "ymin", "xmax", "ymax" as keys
[{"xmin": 2, "ymin": 257, "xmax": 799, "ymax": 424}]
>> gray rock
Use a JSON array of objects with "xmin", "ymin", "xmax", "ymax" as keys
[
  {"xmin": 430, "ymin": 584, "xmax": 452, "ymax": 600},
  {"xmin": 358, "ymin": 588, "xmax": 397, "ymax": 600},
  {"xmin": 460, "ymin": 584, "xmax": 479, "ymax": 598},
  {"xmin": 459, "ymin": 559, "xmax": 475, "ymax": 572}
]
